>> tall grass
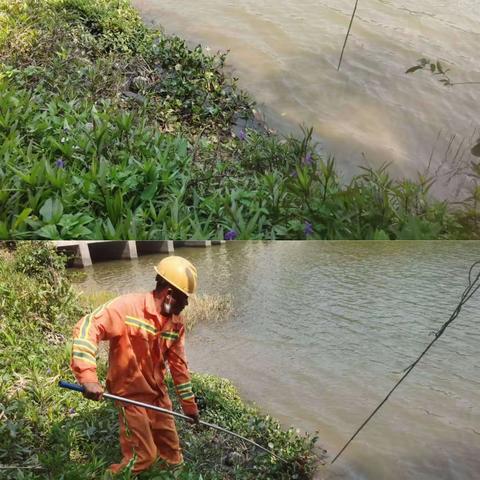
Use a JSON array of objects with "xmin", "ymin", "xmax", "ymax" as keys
[{"xmin": 183, "ymin": 294, "xmax": 233, "ymax": 331}]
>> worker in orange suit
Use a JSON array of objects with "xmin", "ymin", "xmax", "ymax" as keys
[{"xmin": 70, "ymin": 256, "xmax": 200, "ymax": 475}]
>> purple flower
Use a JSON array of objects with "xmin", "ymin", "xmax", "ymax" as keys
[
  {"xmin": 304, "ymin": 222, "xmax": 314, "ymax": 237},
  {"xmin": 69, "ymin": 408, "xmax": 76, "ymax": 415},
  {"xmin": 290, "ymin": 170, "xmax": 298, "ymax": 177},
  {"xmin": 224, "ymin": 230, "xmax": 238, "ymax": 240},
  {"xmin": 237, "ymin": 129, "xmax": 247, "ymax": 141},
  {"xmin": 55, "ymin": 158, "xmax": 65, "ymax": 168},
  {"xmin": 46, "ymin": 368, "xmax": 52, "ymax": 375},
  {"xmin": 303, "ymin": 153, "xmax": 313, "ymax": 166}
]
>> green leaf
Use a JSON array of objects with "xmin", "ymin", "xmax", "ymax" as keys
[
  {"xmin": 63, "ymin": 225, "xmax": 93, "ymax": 238},
  {"xmin": 39, "ymin": 198, "xmax": 54, "ymax": 223},
  {"xmin": 0, "ymin": 221, "xmax": 8, "ymax": 239},
  {"xmin": 58, "ymin": 213, "xmax": 94, "ymax": 229},
  {"xmin": 141, "ymin": 183, "xmax": 157, "ymax": 202},
  {"xmin": 373, "ymin": 229, "xmax": 390, "ymax": 240},
  {"xmin": 471, "ymin": 141, "xmax": 480, "ymax": 157},
  {"xmin": 103, "ymin": 218, "xmax": 117, "ymax": 239},
  {"xmin": 405, "ymin": 65, "xmax": 423, "ymax": 74},
  {"xmin": 39, "ymin": 197, "xmax": 63, "ymax": 224},
  {"xmin": 13, "ymin": 208, "xmax": 33, "ymax": 230},
  {"xmin": 244, "ymin": 209, "xmax": 261, "ymax": 236},
  {"xmin": 35, "ymin": 224, "xmax": 60, "ymax": 239}
]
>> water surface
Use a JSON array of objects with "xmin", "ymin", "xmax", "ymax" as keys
[
  {"xmin": 132, "ymin": 0, "xmax": 480, "ymax": 195},
  {"xmin": 76, "ymin": 241, "xmax": 480, "ymax": 479}
]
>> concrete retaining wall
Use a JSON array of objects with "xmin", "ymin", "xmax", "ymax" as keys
[{"xmin": 54, "ymin": 240, "xmax": 224, "ymax": 268}]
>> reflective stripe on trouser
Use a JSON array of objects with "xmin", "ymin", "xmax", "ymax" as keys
[{"xmin": 109, "ymin": 399, "xmax": 183, "ymax": 474}]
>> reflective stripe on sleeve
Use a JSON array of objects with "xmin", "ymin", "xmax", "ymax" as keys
[
  {"xmin": 73, "ymin": 339, "xmax": 97, "ymax": 355},
  {"xmin": 180, "ymin": 391, "xmax": 195, "ymax": 400},
  {"xmin": 161, "ymin": 331, "xmax": 179, "ymax": 340},
  {"xmin": 125, "ymin": 316, "xmax": 158, "ymax": 335},
  {"xmin": 79, "ymin": 299, "xmax": 116, "ymax": 340},
  {"xmin": 176, "ymin": 383, "xmax": 192, "ymax": 393},
  {"xmin": 73, "ymin": 351, "xmax": 97, "ymax": 366}
]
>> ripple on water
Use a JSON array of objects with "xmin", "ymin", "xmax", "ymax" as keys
[{"xmin": 77, "ymin": 242, "xmax": 480, "ymax": 480}]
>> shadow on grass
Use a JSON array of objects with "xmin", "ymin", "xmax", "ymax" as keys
[{"xmin": 41, "ymin": 400, "xmax": 119, "ymax": 479}]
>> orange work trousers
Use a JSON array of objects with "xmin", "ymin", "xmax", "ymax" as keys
[{"xmin": 108, "ymin": 396, "xmax": 183, "ymax": 474}]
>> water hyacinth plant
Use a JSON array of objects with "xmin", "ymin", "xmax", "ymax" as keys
[{"xmin": 0, "ymin": 0, "xmax": 478, "ymax": 239}]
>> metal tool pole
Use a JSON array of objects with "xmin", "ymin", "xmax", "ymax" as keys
[{"xmin": 59, "ymin": 381, "xmax": 287, "ymax": 463}]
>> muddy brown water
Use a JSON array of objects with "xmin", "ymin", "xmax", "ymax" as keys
[
  {"xmin": 132, "ymin": 0, "xmax": 480, "ymax": 199},
  {"xmin": 74, "ymin": 241, "xmax": 480, "ymax": 480}
]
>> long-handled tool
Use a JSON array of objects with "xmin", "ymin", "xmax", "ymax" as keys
[{"xmin": 58, "ymin": 381, "xmax": 287, "ymax": 463}]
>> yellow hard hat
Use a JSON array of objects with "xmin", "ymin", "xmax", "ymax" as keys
[{"xmin": 154, "ymin": 256, "xmax": 198, "ymax": 296}]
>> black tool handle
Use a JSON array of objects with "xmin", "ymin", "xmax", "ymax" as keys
[{"xmin": 59, "ymin": 380, "xmax": 85, "ymax": 393}]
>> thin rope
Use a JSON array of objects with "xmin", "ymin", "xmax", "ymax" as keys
[
  {"xmin": 331, "ymin": 260, "xmax": 480, "ymax": 464},
  {"xmin": 337, "ymin": 0, "xmax": 360, "ymax": 71}
]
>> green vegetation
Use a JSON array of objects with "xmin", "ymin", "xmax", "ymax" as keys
[
  {"xmin": 0, "ymin": 242, "xmax": 321, "ymax": 479},
  {"xmin": 405, "ymin": 58, "xmax": 480, "ymax": 235},
  {"xmin": 406, "ymin": 58, "xmax": 480, "ymax": 88},
  {"xmin": 0, "ymin": 0, "xmax": 478, "ymax": 239}
]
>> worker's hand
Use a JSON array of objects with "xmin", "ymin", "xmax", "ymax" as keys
[
  {"xmin": 186, "ymin": 413, "xmax": 200, "ymax": 425},
  {"xmin": 82, "ymin": 382, "xmax": 104, "ymax": 401}
]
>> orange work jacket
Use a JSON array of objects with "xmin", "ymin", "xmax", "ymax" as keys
[{"xmin": 70, "ymin": 291, "xmax": 198, "ymax": 416}]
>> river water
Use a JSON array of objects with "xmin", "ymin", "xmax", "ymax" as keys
[
  {"xmin": 132, "ymin": 0, "xmax": 479, "ymax": 196},
  {"xmin": 74, "ymin": 241, "xmax": 480, "ymax": 480}
]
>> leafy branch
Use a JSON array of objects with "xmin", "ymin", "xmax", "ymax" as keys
[{"xmin": 405, "ymin": 58, "xmax": 480, "ymax": 87}]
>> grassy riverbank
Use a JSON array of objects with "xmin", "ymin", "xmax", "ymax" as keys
[
  {"xmin": 0, "ymin": 242, "xmax": 321, "ymax": 479},
  {"xmin": 1, "ymin": 0, "xmax": 478, "ymax": 239}
]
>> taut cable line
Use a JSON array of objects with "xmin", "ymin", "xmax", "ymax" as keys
[
  {"xmin": 337, "ymin": 0, "xmax": 360, "ymax": 71},
  {"xmin": 331, "ymin": 260, "xmax": 480, "ymax": 464}
]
